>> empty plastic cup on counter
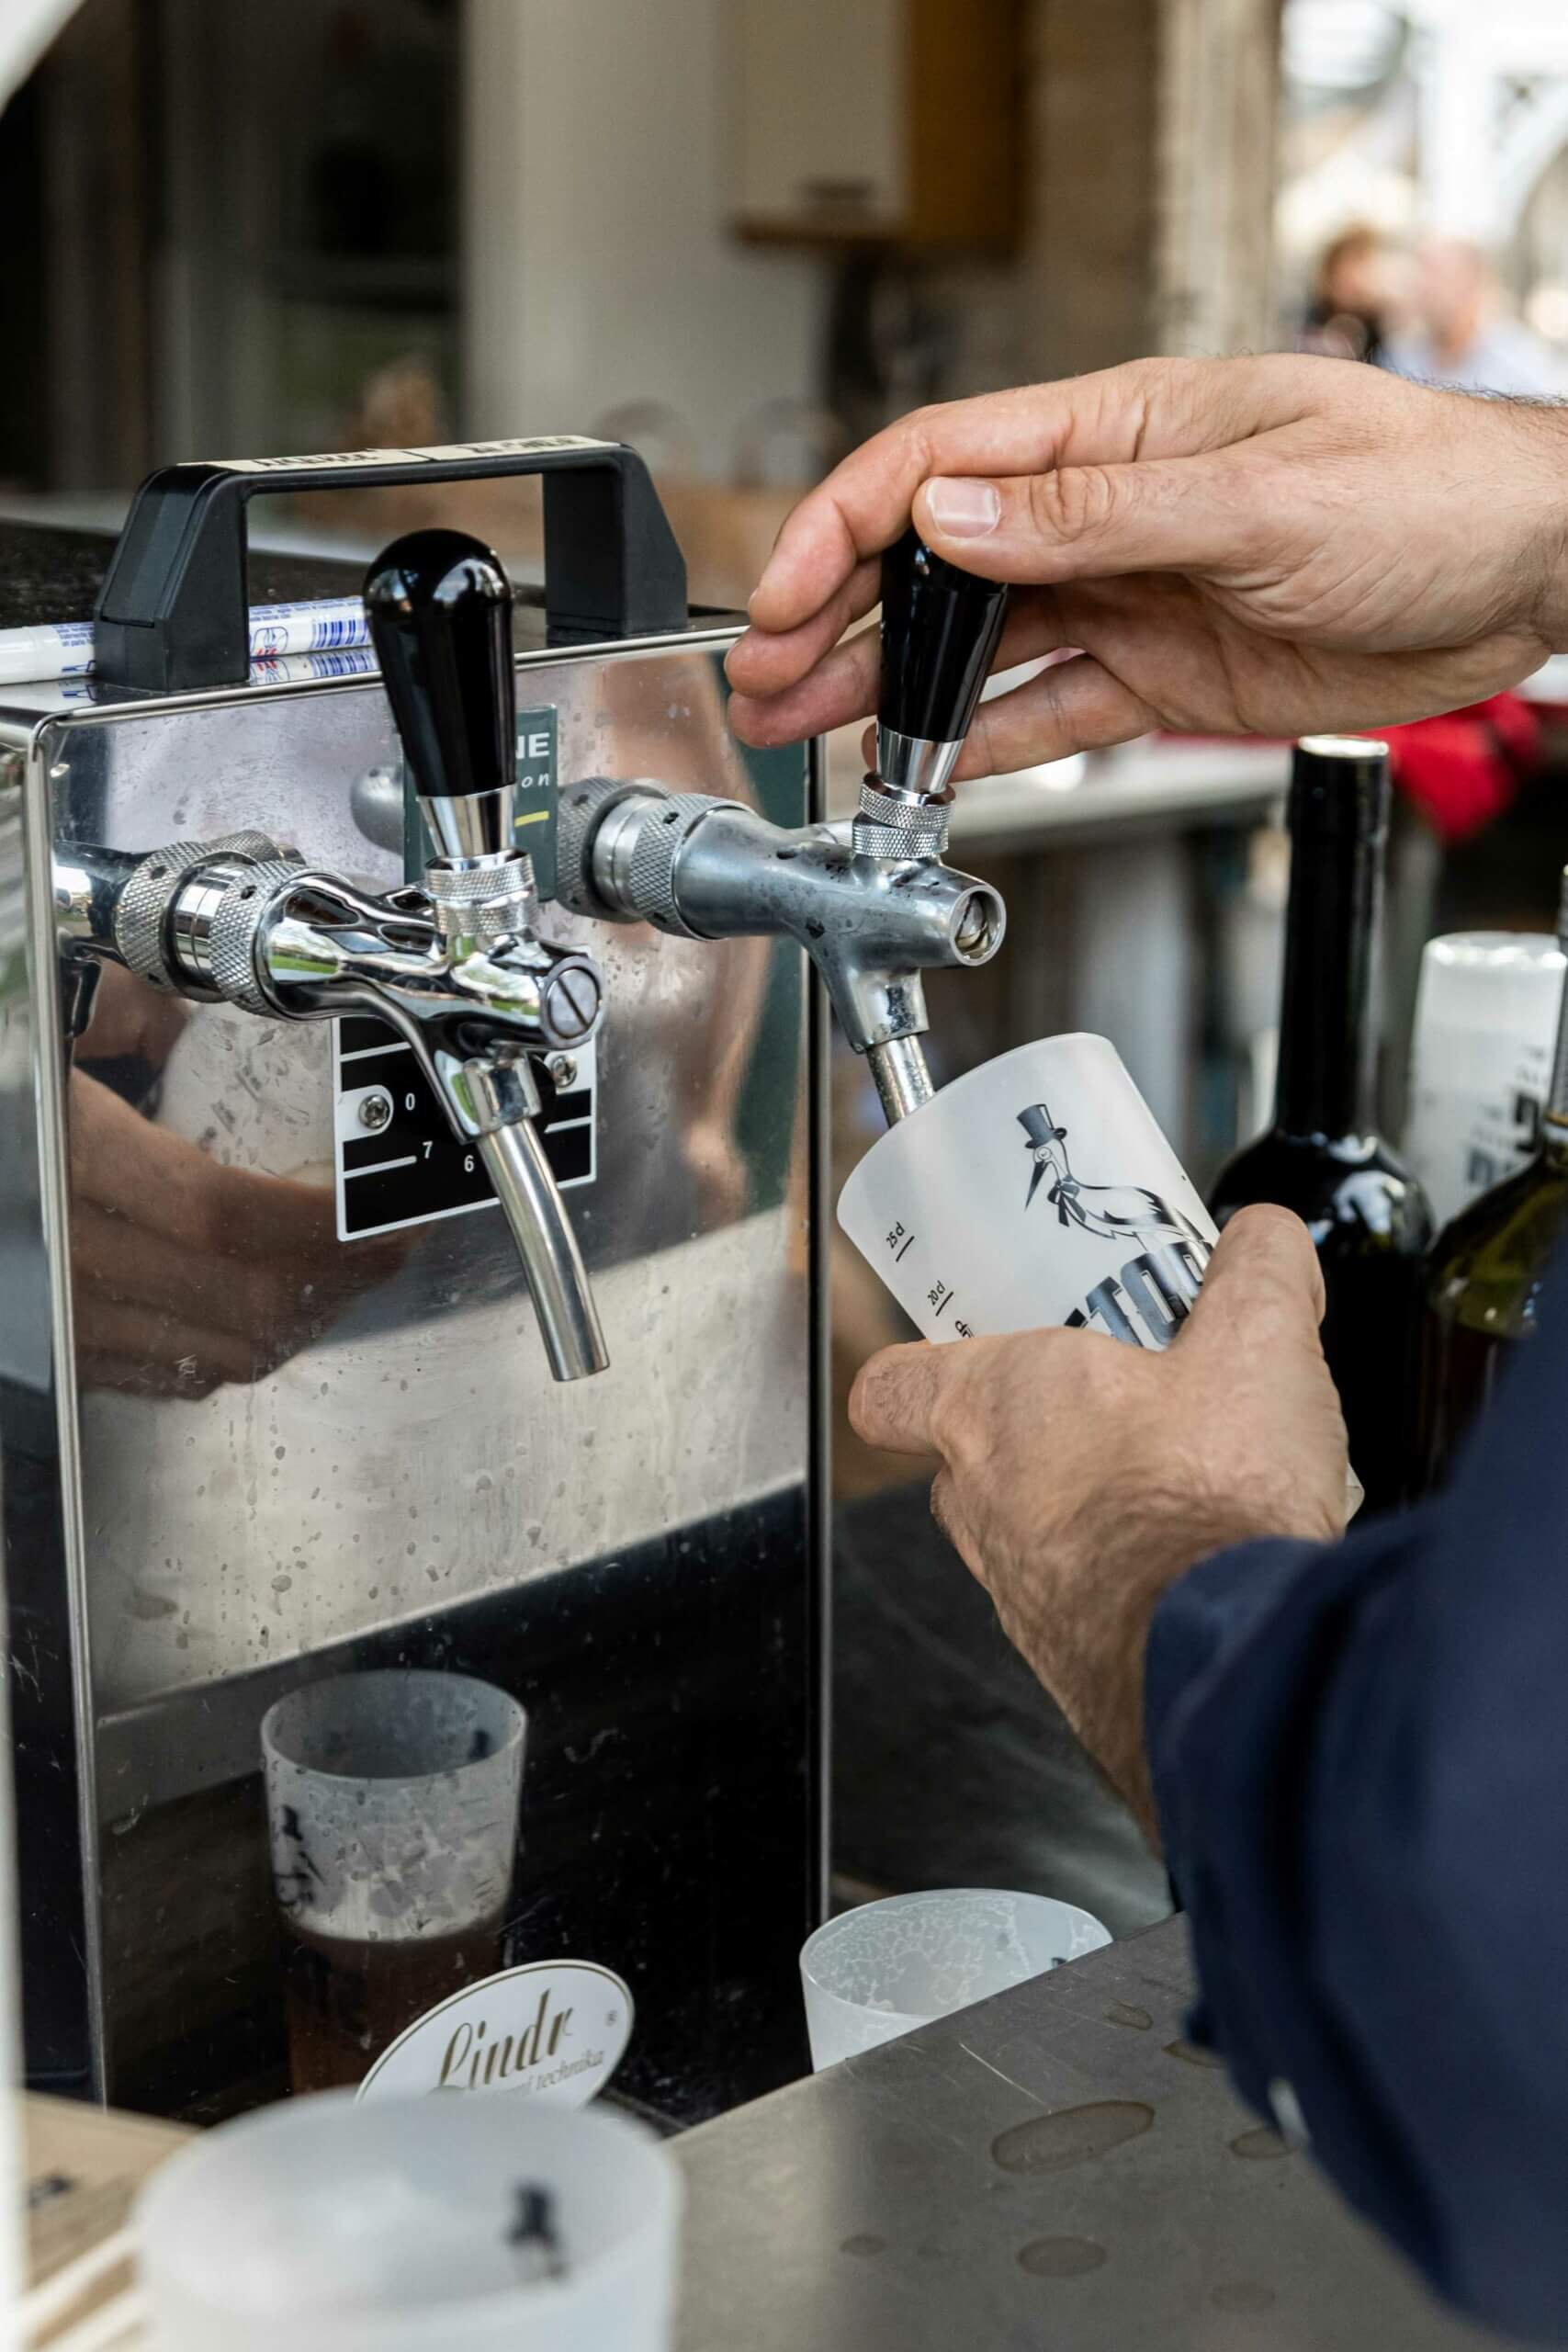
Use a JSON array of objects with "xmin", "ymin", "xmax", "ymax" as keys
[
  {"xmin": 800, "ymin": 1888, "xmax": 1111, "ymax": 2070},
  {"xmin": 839, "ymin": 1034, "xmax": 1218, "ymax": 1351},
  {"xmin": 134, "ymin": 2091, "xmax": 682, "ymax": 2351}
]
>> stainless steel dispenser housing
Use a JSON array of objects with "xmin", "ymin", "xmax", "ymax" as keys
[{"xmin": 0, "ymin": 443, "xmax": 826, "ymax": 2122}]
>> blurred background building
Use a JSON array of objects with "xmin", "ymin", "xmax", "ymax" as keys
[{"xmin": 6, "ymin": 2, "xmax": 1568, "ymax": 567}]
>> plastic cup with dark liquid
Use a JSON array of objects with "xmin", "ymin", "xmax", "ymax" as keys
[{"xmin": 262, "ymin": 1668, "xmax": 526, "ymax": 2093}]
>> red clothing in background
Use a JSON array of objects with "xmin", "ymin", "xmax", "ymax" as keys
[{"xmin": 1383, "ymin": 694, "xmax": 1542, "ymax": 843}]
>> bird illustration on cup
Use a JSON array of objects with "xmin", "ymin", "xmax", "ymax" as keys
[{"xmin": 1018, "ymin": 1102, "xmax": 1205, "ymax": 1248}]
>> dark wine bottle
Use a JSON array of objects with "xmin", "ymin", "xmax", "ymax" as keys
[
  {"xmin": 1209, "ymin": 736, "xmax": 1433, "ymax": 1512},
  {"xmin": 1416, "ymin": 866, "xmax": 1568, "ymax": 1486}
]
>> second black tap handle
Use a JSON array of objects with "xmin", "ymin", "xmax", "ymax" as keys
[
  {"xmin": 365, "ymin": 528, "xmax": 516, "ymax": 811},
  {"xmin": 876, "ymin": 527, "xmax": 1010, "ymax": 789}
]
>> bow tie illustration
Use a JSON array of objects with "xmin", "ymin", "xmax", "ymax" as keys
[{"xmin": 1044, "ymin": 1171, "xmax": 1083, "ymax": 1227}]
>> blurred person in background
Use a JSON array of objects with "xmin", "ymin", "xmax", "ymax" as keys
[
  {"xmin": 1384, "ymin": 236, "xmax": 1565, "ymax": 396},
  {"xmin": 1376, "ymin": 238, "xmax": 1563, "ymax": 992},
  {"xmin": 1299, "ymin": 221, "xmax": 1395, "ymax": 365}
]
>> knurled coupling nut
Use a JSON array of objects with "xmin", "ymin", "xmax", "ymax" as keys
[
  {"xmin": 113, "ymin": 830, "xmax": 296, "ymax": 989},
  {"xmin": 623, "ymin": 794, "xmax": 726, "ymax": 936},
  {"xmin": 423, "ymin": 854, "xmax": 539, "ymax": 943},
  {"xmin": 553, "ymin": 777, "xmax": 632, "ymax": 917},
  {"xmin": 205, "ymin": 860, "xmax": 310, "ymax": 1017},
  {"xmin": 852, "ymin": 775, "xmax": 952, "ymax": 862},
  {"xmin": 553, "ymin": 776, "xmax": 738, "ymax": 933}
]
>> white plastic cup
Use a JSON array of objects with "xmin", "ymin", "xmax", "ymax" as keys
[
  {"xmin": 800, "ymin": 1888, "xmax": 1111, "ymax": 2070},
  {"xmin": 135, "ymin": 2090, "xmax": 682, "ymax": 2351},
  {"xmin": 839, "ymin": 1035, "xmax": 1217, "ymax": 1350},
  {"xmin": 261, "ymin": 1670, "xmax": 526, "ymax": 2092},
  {"xmin": 1404, "ymin": 932, "xmax": 1564, "ymax": 1228},
  {"xmin": 840, "ymin": 1032, "xmax": 1363, "ymax": 1519}
]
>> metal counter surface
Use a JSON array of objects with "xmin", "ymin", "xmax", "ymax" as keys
[{"xmin": 672, "ymin": 1915, "xmax": 1503, "ymax": 2351}]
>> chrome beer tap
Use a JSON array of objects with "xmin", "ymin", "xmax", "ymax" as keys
[
  {"xmin": 555, "ymin": 529, "xmax": 1010, "ymax": 1124},
  {"xmin": 54, "ymin": 528, "xmax": 609, "ymax": 1381}
]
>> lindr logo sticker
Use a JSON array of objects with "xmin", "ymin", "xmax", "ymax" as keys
[{"xmin": 355, "ymin": 1961, "xmax": 633, "ymax": 2107}]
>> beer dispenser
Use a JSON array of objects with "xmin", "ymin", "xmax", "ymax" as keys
[{"xmin": 0, "ymin": 443, "xmax": 1007, "ymax": 2123}]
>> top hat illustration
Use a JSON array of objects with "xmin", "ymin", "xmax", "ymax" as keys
[{"xmin": 1019, "ymin": 1102, "xmax": 1068, "ymax": 1205}]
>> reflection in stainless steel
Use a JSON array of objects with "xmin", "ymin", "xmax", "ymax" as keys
[
  {"xmin": 1, "ymin": 602, "xmax": 821, "ymax": 2120},
  {"xmin": 62, "ymin": 816, "xmax": 607, "ymax": 1382}
]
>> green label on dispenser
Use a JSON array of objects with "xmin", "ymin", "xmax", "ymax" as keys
[
  {"xmin": 512, "ymin": 706, "xmax": 558, "ymax": 899},
  {"xmin": 401, "ymin": 705, "xmax": 558, "ymax": 893}
]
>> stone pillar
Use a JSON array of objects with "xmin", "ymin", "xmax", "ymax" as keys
[
  {"xmin": 1157, "ymin": 0, "xmax": 1285, "ymax": 356},
  {"xmin": 462, "ymin": 0, "xmax": 820, "ymax": 467},
  {"xmin": 1023, "ymin": 0, "xmax": 1163, "ymax": 379},
  {"xmin": 1021, "ymin": 0, "xmax": 1283, "ymax": 379}
]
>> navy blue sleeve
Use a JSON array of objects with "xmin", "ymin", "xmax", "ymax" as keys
[{"xmin": 1146, "ymin": 1269, "xmax": 1568, "ymax": 2345}]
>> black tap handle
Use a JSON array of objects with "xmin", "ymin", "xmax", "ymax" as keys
[
  {"xmin": 364, "ymin": 529, "xmax": 516, "ymax": 803},
  {"xmin": 877, "ymin": 527, "xmax": 1009, "ymax": 747}
]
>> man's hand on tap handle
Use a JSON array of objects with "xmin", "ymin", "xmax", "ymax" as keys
[{"xmin": 727, "ymin": 354, "xmax": 1568, "ymax": 770}]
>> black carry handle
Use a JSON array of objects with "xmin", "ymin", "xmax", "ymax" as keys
[{"xmin": 94, "ymin": 435, "xmax": 689, "ymax": 694}]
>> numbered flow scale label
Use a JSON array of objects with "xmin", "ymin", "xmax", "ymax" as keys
[{"xmin": 333, "ymin": 1016, "xmax": 596, "ymax": 1240}]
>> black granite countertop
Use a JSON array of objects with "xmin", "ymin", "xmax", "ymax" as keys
[{"xmin": 0, "ymin": 518, "xmax": 365, "ymax": 631}]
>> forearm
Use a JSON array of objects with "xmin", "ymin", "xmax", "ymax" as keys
[
  {"xmin": 855, "ymin": 1210, "xmax": 1352, "ymax": 1849},
  {"xmin": 1035, "ymin": 1547, "xmax": 1168, "ymax": 1845},
  {"xmin": 1475, "ymin": 390, "xmax": 1568, "ymax": 651},
  {"xmin": 1029, "ymin": 1489, "xmax": 1331, "ymax": 1846}
]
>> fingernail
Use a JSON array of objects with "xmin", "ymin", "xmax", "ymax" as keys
[{"xmin": 924, "ymin": 478, "xmax": 1001, "ymax": 537}]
